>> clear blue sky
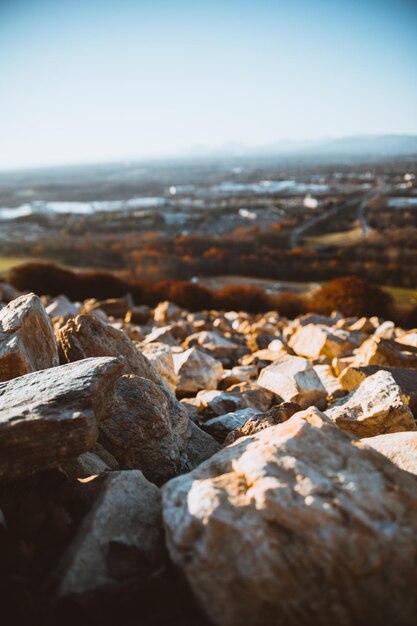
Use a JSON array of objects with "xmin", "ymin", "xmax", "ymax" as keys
[{"xmin": 0, "ymin": 0, "xmax": 416, "ymax": 170}]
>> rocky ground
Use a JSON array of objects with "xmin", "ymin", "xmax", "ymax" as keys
[{"xmin": 0, "ymin": 284, "xmax": 416, "ymax": 625}]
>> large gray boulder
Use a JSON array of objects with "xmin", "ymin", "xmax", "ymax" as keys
[
  {"xmin": 58, "ymin": 470, "xmax": 164, "ymax": 599},
  {"xmin": 0, "ymin": 357, "xmax": 122, "ymax": 481},
  {"xmin": 162, "ymin": 408, "xmax": 417, "ymax": 626},
  {"xmin": 99, "ymin": 374, "xmax": 190, "ymax": 484},
  {"xmin": 173, "ymin": 347, "xmax": 223, "ymax": 395},
  {"xmin": 0, "ymin": 293, "xmax": 59, "ymax": 382}
]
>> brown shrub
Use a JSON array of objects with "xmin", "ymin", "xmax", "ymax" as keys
[
  {"xmin": 269, "ymin": 292, "xmax": 307, "ymax": 318},
  {"xmin": 308, "ymin": 276, "xmax": 392, "ymax": 318},
  {"xmin": 213, "ymin": 285, "xmax": 271, "ymax": 313}
]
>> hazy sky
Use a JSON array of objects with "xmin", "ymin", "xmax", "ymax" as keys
[{"xmin": 0, "ymin": 0, "xmax": 416, "ymax": 169}]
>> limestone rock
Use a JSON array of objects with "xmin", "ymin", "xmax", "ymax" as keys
[
  {"xmin": 0, "ymin": 293, "xmax": 59, "ymax": 382},
  {"xmin": 173, "ymin": 347, "xmax": 223, "ymax": 395},
  {"xmin": 99, "ymin": 375, "xmax": 190, "ymax": 484},
  {"xmin": 153, "ymin": 300, "xmax": 182, "ymax": 324},
  {"xmin": 351, "ymin": 336, "xmax": 417, "ymax": 369},
  {"xmin": 57, "ymin": 314, "xmax": 163, "ymax": 386},
  {"xmin": 162, "ymin": 408, "xmax": 417, "ymax": 626},
  {"xmin": 140, "ymin": 342, "xmax": 178, "ymax": 393},
  {"xmin": 289, "ymin": 324, "xmax": 361, "ymax": 359},
  {"xmin": 0, "ymin": 357, "xmax": 122, "ymax": 481},
  {"xmin": 326, "ymin": 370, "xmax": 416, "ymax": 437},
  {"xmin": 203, "ymin": 407, "xmax": 259, "ymax": 441},
  {"xmin": 339, "ymin": 365, "xmax": 417, "ymax": 416},
  {"xmin": 45, "ymin": 295, "xmax": 80, "ymax": 319},
  {"xmin": 396, "ymin": 329, "xmax": 417, "ymax": 348},
  {"xmin": 313, "ymin": 363, "xmax": 347, "ymax": 402},
  {"xmin": 257, "ymin": 354, "xmax": 327, "ymax": 410},
  {"xmin": 184, "ymin": 330, "xmax": 239, "ymax": 360},
  {"xmin": 58, "ymin": 470, "xmax": 164, "ymax": 598},
  {"xmin": 361, "ymin": 431, "xmax": 417, "ymax": 475},
  {"xmin": 224, "ymin": 401, "xmax": 301, "ymax": 445}
]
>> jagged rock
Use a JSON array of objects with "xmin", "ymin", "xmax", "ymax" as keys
[
  {"xmin": 61, "ymin": 451, "xmax": 114, "ymax": 479},
  {"xmin": 99, "ymin": 375, "xmax": 190, "ymax": 484},
  {"xmin": 173, "ymin": 347, "xmax": 223, "ymax": 395},
  {"xmin": 289, "ymin": 324, "xmax": 361, "ymax": 359},
  {"xmin": 193, "ymin": 384, "xmax": 273, "ymax": 419},
  {"xmin": 339, "ymin": 365, "xmax": 417, "ymax": 416},
  {"xmin": 81, "ymin": 297, "xmax": 133, "ymax": 319},
  {"xmin": 184, "ymin": 330, "xmax": 239, "ymax": 359},
  {"xmin": 351, "ymin": 336, "xmax": 417, "ymax": 368},
  {"xmin": 332, "ymin": 355, "xmax": 355, "ymax": 375},
  {"xmin": 295, "ymin": 312, "xmax": 335, "ymax": 327},
  {"xmin": 143, "ymin": 326, "xmax": 179, "ymax": 346},
  {"xmin": 58, "ymin": 470, "xmax": 164, "ymax": 599},
  {"xmin": 0, "ymin": 293, "xmax": 59, "ymax": 382},
  {"xmin": 140, "ymin": 342, "xmax": 178, "ymax": 393},
  {"xmin": 257, "ymin": 355, "xmax": 327, "ymax": 410},
  {"xmin": 203, "ymin": 407, "xmax": 259, "ymax": 441},
  {"xmin": 397, "ymin": 329, "xmax": 417, "ymax": 348},
  {"xmin": 162, "ymin": 408, "xmax": 417, "ymax": 626},
  {"xmin": 313, "ymin": 363, "xmax": 347, "ymax": 402},
  {"xmin": 326, "ymin": 370, "xmax": 416, "ymax": 437},
  {"xmin": 224, "ymin": 401, "xmax": 301, "ymax": 445},
  {"xmin": 46, "ymin": 295, "xmax": 80, "ymax": 319},
  {"xmin": 373, "ymin": 320, "xmax": 396, "ymax": 339},
  {"xmin": 0, "ymin": 357, "xmax": 122, "ymax": 481},
  {"xmin": 0, "ymin": 282, "xmax": 21, "ymax": 303},
  {"xmin": 124, "ymin": 305, "xmax": 151, "ymax": 324},
  {"xmin": 348, "ymin": 316, "xmax": 377, "ymax": 333},
  {"xmin": 57, "ymin": 314, "xmax": 163, "ymax": 386},
  {"xmin": 362, "ymin": 431, "xmax": 417, "ymax": 475},
  {"xmin": 186, "ymin": 421, "xmax": 221, "ymax": 468},
  {"xmin": 153, "ymin": 300, "xmax": 182, "ymax": 324}
]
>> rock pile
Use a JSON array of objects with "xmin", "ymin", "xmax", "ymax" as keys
[{"xmin": 0, "ymin": 287, "xmax": 416, "ymax": 625}]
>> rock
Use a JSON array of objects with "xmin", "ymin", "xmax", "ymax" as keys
[
  {"xmin": 326, "ymin": 370, "xmax": 417, "ymax": 437},
  {"xmin": 186, "ymin": 421, "xmax": 221, "ymax": 468},
  {"xmin": 45, "ymin": 295, "xmax": 80, "ymax": 319},
  {"xmin": 61, "ymin": 451, "xmax": 115, "ymax": 479},
  {"xmin": 203, "ymin": 407, "xmax": 259, "ymax": 441},
  {"xmin": 289, "ymin": 324, "xmax": 361, "ymax": 359},
  {"xmin": 162, "ymin": 408, "xmax": 417, "ymax": 626},
  {"xmin": 0, "ymin": 293, "xmax": 59, "ymax": 382},
  {"xmin": 224, "ymin": 401, "xmax": 301, "ymax": 445},
  {"xmin": 313, "ymin": 363, "xmax": 347, "ymax": 402},
  {"xmin": 257, "ymin": 355, "xmax": 327, "ymax": 410},
  {"xmin": 396, "ymin": 329, "xmax": 417, "ymax": 348},
  {"xmin": 57, "ymin": 314, "xmax": 163, "ymax": 386},
  {"xmin": 351, "ymin": 336, "xmax": 417, "ymax": 369},
  {"xmin": 140, "ymin": 342, "xmax": 178, "ymax": 393},
  {"xmin": 348, "ymin": 316, "xmax": 377, "ymax": 333},
  {"xmin": 194, "ymin": 384, "xmax": 273, "ymax": 419},
  {"xmin": 143, "ymin": 326, "xmax": 179, "ymax": 346},
  {"xmin": 0, "ymin": 357, "xmax": 122, "ymax": 481},
  {"xmin": 58, "ymin": 470, "xmax": 164, "ymax": 599},
  {"xmin": 184, "ymin": 330, "xmax": 239, "ymax": 360},
  {"xmin": 332, "ymin": 355, "xmax": 355, "ymax": 375},
  {"xmin": 173, "ymin": 347, "xmax": 223, "ymax": 395},
  {"xmin": 296, "ymin": 312, "xmax": 335, "ymax": 327},
  {"xmin": 99, "ymin": 375, "xmax": 190, "ymax": 484},
  {"xmin": 153, "ymin": 300, "xmax": 182, "ymax": 324},
  {"xmin": 0, "ymin": 282, "xmax": 21, "ymax": 303},
  {"xmin": 124, "ymin": 305, "xmax": 151, "ymax": 324},
  {"xmin": 339, "ymin": 365, "xmax": 417, "ymax": 416},
  {"xmin": 361, "ymin": 431, "xmax": 417, "ymax": 475},
  {"xmin": 373, "ymin": 320, "xmax": 396, "ymax": 339},
  {"xmin": 81, "ymin": 297, "xmax": 133, "ymax": 319}
]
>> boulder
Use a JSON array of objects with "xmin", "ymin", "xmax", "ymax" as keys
[
  {"xmin": 203, "ymin": 407, "xmax": 259, "ymax": 441},
  {"xmin": 326, "ymin": 370, "xmax": 416, "ymax": 438},
  {"xmin": 351, "ymin": 336, "xmax": 417, "ymax": 369},
  {"xmin": 184, "ymin": 330, "xmax": 239, "ymax": 360},
  {"xmin": 339, "ymin": 365, "xmax": 417, "ymax": 417},
  {"xmin": 173, "ymin": 347, "xmax": 223, "ymax": 395},
  {"xmin": 313, "ymin": 364, "xmax": 347, "ymax": 402},
  {"xmin": 361, "ymin": 431, "xmax": 417, "ymax": 475},
  {"xmin": 0, "ymin": 357, "xmax": 122, "ymax": 481},
  {"xmin": 257, "ymin": 355, "xmax": 327, "ymax": 410},
  {"xmin": 289, "ymin": 324, "xmax": 361, "ymax": 359},
  {"xmin": 162, "ymin": 408, "xmax": 417, "ymax": 626},
  {"xmin": 99, "ymin": 375, "xmax": 190, "ymax": 485},
  {"xmin": 140, "ymin": 342, "xmax": 178, "ymax": 393},
  {"xmin": 45, "ymin": 295, "xmax": 80, "ymax": 319},
  {"xmin": 153, "ymin": 300, "xmax": 182, "ymax": 324},
  {"xmin": 57, "ymin": 314, "xmax": 162, "ymax": 386},
  {"xmin": 224, "ymin": 401, "xmax": 301, "ymax": 445},
  {"xmin": 186, "ymin": 421, "xmax": 221, "ymax": 469},
  {"xmin": 58, "ymin": 470, "xmax": 164, "ymax": 599},
  {"xmin": 0, "ymin": 293, "xmax": 59, "ymax": 382}
]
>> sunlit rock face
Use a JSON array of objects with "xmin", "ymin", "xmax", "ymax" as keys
[
  {"xmin": 362, "ymin": 431, "xmax": 417, "ymax": 475},
  {"xmin": 162, "ymin": 409, "xmax": 417, "ymax": 626}
]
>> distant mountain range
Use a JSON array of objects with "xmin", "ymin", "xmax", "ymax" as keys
[{"xmin": 183, "ymin": 135, "xmax": 417, "ymax": 158}]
